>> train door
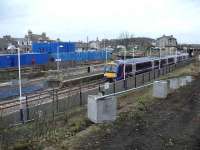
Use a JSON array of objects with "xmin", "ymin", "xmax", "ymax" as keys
[
  {"xmin": 166, "ymin": 58, "xmax": 169, "ymax": 65},
  {"xmin": 154, "ymin": 60, "xmax": 159, "ymax": 69},
  {"xmin": 125, "ymin": 64, "xmax": 133, "ymax": 76},
  {"xmin": 151, "ymin": 60, "xmax": 154, "ymax": 69},
  {"xmin": 161, "ymin": 59, "xmax": 167, "ymax": 68},
  {"xmin": 132, "ymin": 63, "xmax": 136, "ymax": 74}
]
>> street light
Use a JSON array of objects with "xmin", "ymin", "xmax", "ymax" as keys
[
  {"xmin": 104, "ymin": 40, "xmax": 108, "ymax": 64},
  {"xmin": 175, "ymin": 48, "xmax": 178, "ymax": 64},
  {"xmin": 132, "ymin": 47, "xmax": 135, "ymax": 74},
  {"xmin": 56, "ymin": 44, "xmax": 64, "ymax": 71},
  {"xmin": 17, "ymin": 48, "xmax": 24, "ymax": 122},
  {"xmin": 123, "ymin": 48, "xmax": 126, "ymax": 80},
  {"xmin": 159, "ymin": 48, "xmax": 161, "ymax": 70},
  {"xmin": 149, "ymin": 47, "xmax": 151, "ymax": 57}
]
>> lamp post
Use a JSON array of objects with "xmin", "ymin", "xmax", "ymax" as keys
[
  {"xmin": 175, "ymin": 48, "xmax": 178, "ymax": 64},
  {"xmin": 56, "ymin": 44, "xmax": 64, "ymax": 71},
  {"xmin": 123, "ymin": 48, "xmax": 126, "ymax": 80},
  {"xmin": 17, "ymin": 48, "xmax": 24, "ymax": 122},
  {"xmin": 104, "ymin": 40, "xmax": 107, "ymax": 64},
  {"xmin": 132, "ymin": 47, "xmax": 135, "ymax": 74},
  {"xmin": 149, "ymin": 47, "xmax": 151, "ymax": 57},
  {"xmin": 159, "ymin": 48, "xmax": 161, "ymax": 70}
]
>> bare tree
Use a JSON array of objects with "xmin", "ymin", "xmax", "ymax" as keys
[{"xmin": 119, "ymin": 32, "xmax": 134, "ymax": 49}]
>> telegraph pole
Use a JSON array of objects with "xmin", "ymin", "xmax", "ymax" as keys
[{"xmin": 18, "ymin": 48, "xmax": 24, "ymax": 122}]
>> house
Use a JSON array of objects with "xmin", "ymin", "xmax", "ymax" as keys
[
  {"xmin": 156, "ymin": 35, "xmax": 177, "ymax": 48},
  {"xmin": 0, "ymin": 38, "xmax": 8, "ymax": 53},
  {"xmin": 23, "ymin": 30, "xmax": 51, "ymax": 51},
  {"xmin": 0, "ymin": 35, "xmax": 17, "ymax": 53}
]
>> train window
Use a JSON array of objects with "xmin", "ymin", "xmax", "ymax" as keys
[
  {"xmin": 105, "ymin": 64, "xmax": 117, "ymax": 72},
  {"xmin": 154, "ymin": 60, "xmax": 159, "ymax": 66},
  {"xmin": 169, "ymin": 58, "xmax": 174, "ymax": 63},
  {"xmin": 125, "ymin": 64, "xmax": 132, "ymax": 73},
  {"xmin": 161, "ymin": 59, "xmax": 166, "ymax": 66},
  {"xmin": 136, "ymin": 61, "xmax": 152, "ymax": 70}
]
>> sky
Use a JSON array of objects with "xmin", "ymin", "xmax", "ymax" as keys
[{"xmin": 0, "ymin": 0, "xmax": 200, "ymax": 43}]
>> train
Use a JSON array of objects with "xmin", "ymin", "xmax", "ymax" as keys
[{"xmin": 104, "ymin": 53, "xmax": 189, "ymax": 81}]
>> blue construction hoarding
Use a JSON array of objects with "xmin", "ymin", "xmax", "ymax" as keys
[
  {"xmin": 0, "ymin": 51, "xmax": 111, "ymax": 69},
  {"xmin": 0, "ymin": 53, "xmax": 49, "ymax": 69},
  {"xmin": 32, "ymin": 42, "xmax": 76, "ymax": 53},
  {"xmin": 50, "ymin": 51, "xmax": 111, "ymax": 62}
]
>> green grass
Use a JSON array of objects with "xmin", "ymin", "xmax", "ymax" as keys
[{"xmin": 2, "ymin": 61, "xmax": 198, "ymax": 150}]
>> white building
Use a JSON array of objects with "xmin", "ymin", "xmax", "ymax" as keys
[{"xmin": 156, "ymin": 35, "xmax": 177, "ymax": 48}]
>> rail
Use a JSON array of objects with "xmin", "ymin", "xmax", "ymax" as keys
[
  {"xmin": 99, "ymin": 82, "xmax": 153, "ymax": 100},
  {"xmin": 0, "ymin": 58, "xmax": 193, "ymax": 114},
  {"xmin": 0, "ymin": 78, "xmax": 105, "ymax": 110}
]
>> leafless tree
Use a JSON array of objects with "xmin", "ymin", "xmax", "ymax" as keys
[{"xmin": 119, "ymin": 32, "xmax": 134, "ymax": 49}]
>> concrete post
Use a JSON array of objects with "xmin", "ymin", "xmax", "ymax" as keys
[
  {"xmin": 179, "ymin": 77, "xmax": 187, "ymax": 87},
  {"xmin": 169, "ymin": 78, "xmax": 179, "ymax": 90},
  {"xmin": 185, "ymin": 76, "xmax": 193, "ymax": 83},
  {"xmin": 87, "ymin": 95, "xmax": 117, "ymax": 123},
  {"xmin": 153, "ymin": 81, "xmax": 168, "ymax": 99}
]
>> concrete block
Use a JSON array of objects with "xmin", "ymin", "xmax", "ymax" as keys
[
  {"xmin": 153, "ymin": 81, "xmax": 168, "ymax": 99},
  {"xmin": 179, "ymin": 77, "xmax": 187, "ymax": 87},
  {"xmin": 169, "ymin": 78, "xmax": 179, "ymax": 90},
  {"xmin": 87, "ymin": 95, "xmax": 117, "ymax": 123},
  {"xmin": 185, "ymin": 76, "xmax": 193, "ymax": 83}
]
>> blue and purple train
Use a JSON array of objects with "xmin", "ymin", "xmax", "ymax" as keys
[{"xmin": 104, "ymin": 53, "xmax": 189, "ymax": 81}]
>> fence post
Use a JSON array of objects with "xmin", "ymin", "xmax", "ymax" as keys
[
  {"xmin": 80, "ymin": 85, "xmax": 82, "ymax": 106},
  {"xmin": 25, "ymin": 96, "xmax": 30, "ymax": 121},
  {"xmin": 56, "ymin": 90, "xmax": 59, "ymax": 113},
  {"xmin": 166, "ymin": 66, "xmax": 168, "ymax": 74},
  {"xmin": 98, "ymin": 83, "xmax": 101, "ymax": 92},
  {"xmin": 142, "ymin": 73, "xmax": 145, "ymax": 84},
  {"xmin": 113, "ymin": 81, "xmax": 116, "ymax": 93},
  {"xmin": 135, "ymin": 75, "xmax": 137, "ymax": 88},
  {"xmin": 149, "ymin": 71, "xmax": 151, "ymax": 81},
  {"xmin": 124, "ymin": 79, "xmax": 127, "ymax": 90},
  {"xmin": 52, "ymin": 88, "xmax": 55, "ymax": 122},
  {"xmin": 154, "ymin": 69, "xmax": 156, "ymax": 80}
]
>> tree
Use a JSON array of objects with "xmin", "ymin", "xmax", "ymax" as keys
[{"xmin": 119, "ymin": 32, "xmax": 134, "ymax": 50}]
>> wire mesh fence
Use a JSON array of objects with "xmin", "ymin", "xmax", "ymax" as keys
[{"xmin": 0, "ymin": 59, "xmax": 193, "ymax": 149}]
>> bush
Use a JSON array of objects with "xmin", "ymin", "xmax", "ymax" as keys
[{"xmin": 13, "ymin": 143, "xmax": 33, "ymax": 150}]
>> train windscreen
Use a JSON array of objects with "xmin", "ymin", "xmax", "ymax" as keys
[{"xmin": 105, "ymin": 64, "xmax": 117, "ymax": 73}]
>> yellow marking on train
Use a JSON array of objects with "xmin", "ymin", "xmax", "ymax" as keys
[{"xmin": 104, "ymin": 72, "xmax": 116, "ymax": 78}]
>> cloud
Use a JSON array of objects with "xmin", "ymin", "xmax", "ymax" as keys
[{"xmin": 0, "ymin": 0, "xmax": 200, "ymax": 43}]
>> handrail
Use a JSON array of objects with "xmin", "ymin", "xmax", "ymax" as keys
[{"xmin": 99, "ymin": 82, "xmax": 153, "ymax": 100}]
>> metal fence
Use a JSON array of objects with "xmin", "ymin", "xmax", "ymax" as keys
[{"xmin": 0, "ymin": 59, "xmax": 193, "ymax": 126}]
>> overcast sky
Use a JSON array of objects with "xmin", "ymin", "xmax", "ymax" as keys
[{"xmin": 0, "ymin": 0, "xmax": 200, "ymax": 43}]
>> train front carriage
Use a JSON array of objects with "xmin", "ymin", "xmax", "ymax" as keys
[{"xmin": 104, "ymin": 62, "xmax": 118, "ymax": 81}]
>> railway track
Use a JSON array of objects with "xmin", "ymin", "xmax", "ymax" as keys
[
  {"xmin": 0, "ymin": 78, "xmax": 105, "ymax": 116},
  {"xmin": 0, "ymin": 59, "xmax": 193, "ymax": 117}
]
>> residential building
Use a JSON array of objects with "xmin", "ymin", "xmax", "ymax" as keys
[{"xmin": 156, "ymin": 35, "xmax": 177, "ymax": 48}]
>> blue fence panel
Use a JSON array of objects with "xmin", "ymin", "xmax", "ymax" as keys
[
  {"xmin": 0, "ymin": 53, "xmax": 49, "ymax": 69},
  {"xmin": 32, "ymin": 42, "xmax": 76, "ymax": 53},
  {"xmin": 0, "ymin": 55, "xmax": 12, "ymax": 68},
  {"xmin": 34, "ymin": 53, "xmax": 49, "ymax": 65},
  {"xmin": 49, "ymin": 51, "xmax": 111, "ymax": 62}
]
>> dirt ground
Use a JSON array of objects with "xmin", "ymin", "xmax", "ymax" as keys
[
  {"xmin": 64, "ymin": 76, "xmax": 200, "ymax": 150},
  {"xmin": 3, "ymin": 61, "xmax": 200, "ymax": 150}
]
